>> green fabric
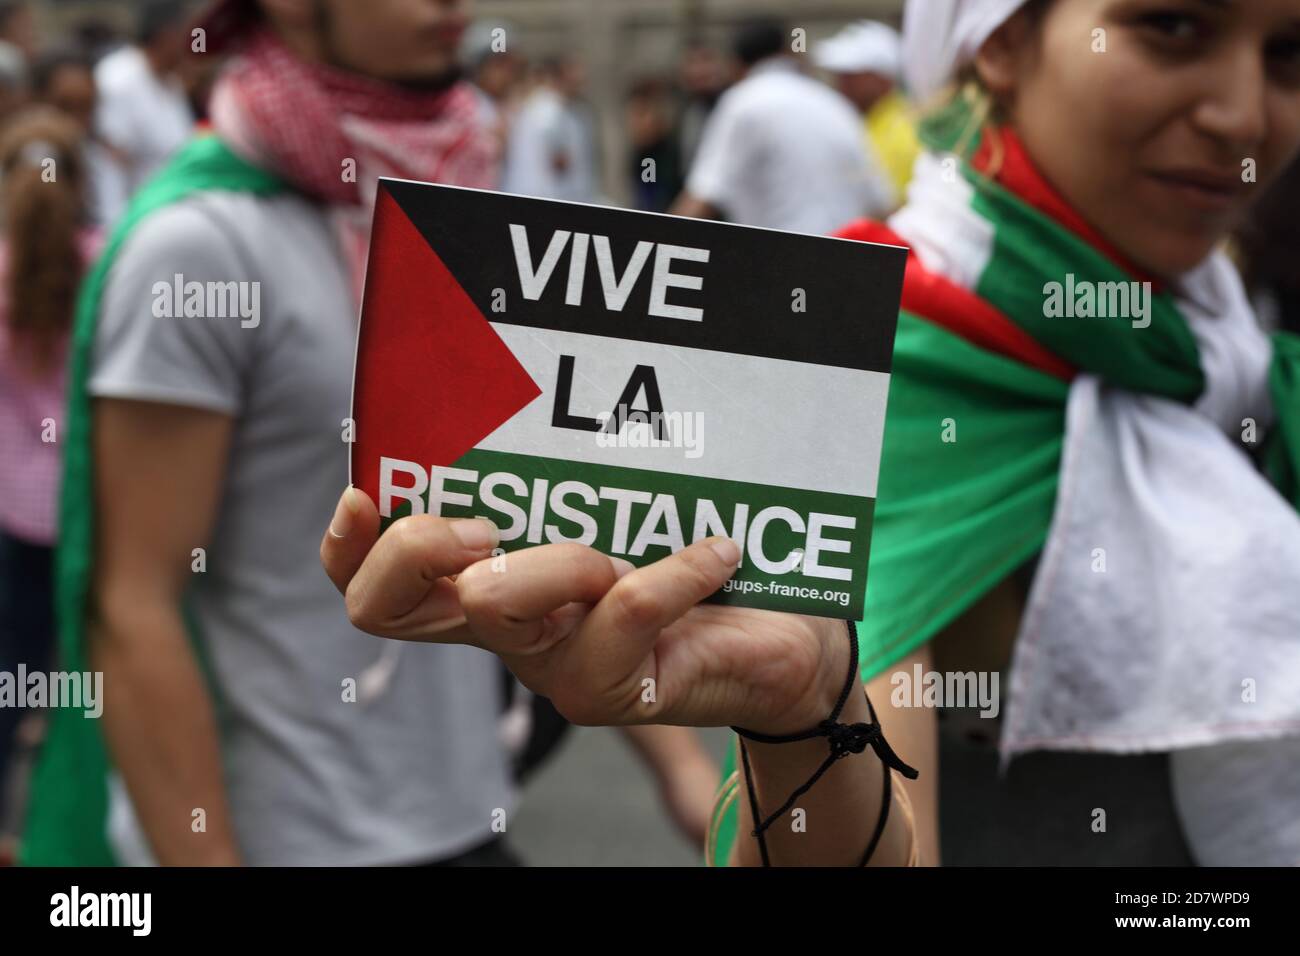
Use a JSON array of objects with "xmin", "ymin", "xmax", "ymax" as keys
[
  {"xmin": 707, "ymin": 137, "xmax": 1300, "ymax": 866},
  {"xmin": 1265, "ymin": 333, "xmax": 1300, "ymax": 495},
  {"xmin": 968, "ymin": 177, "xmax": 1204, "ymax": 401},
  {"xmin": 854, "ymin": 311, "xmax": 1070, "ymax": 676},
  {"xmin": 21, "ymin": 135, "xmax": 285, "ymax": 866}
]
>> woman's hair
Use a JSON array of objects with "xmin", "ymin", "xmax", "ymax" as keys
[
  {"xmin": 0, "ymin": 106, "xmax": 87, "ymax": 375},
  {"xmin": 917, "ymin": 0, "xmax": 1055, "ymax": 168}
]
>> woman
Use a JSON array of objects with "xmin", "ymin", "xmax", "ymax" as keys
[
  {"xmin": 0, "ymin": 108, "xmax": 102, "ymax": 846},
  {"xmin": 825, "ymin": 0, "xmax": 1300, "ymax": 866},
  {"xmin": 324, "ymin": 0, "xmax": 1300, "ymax": 866}
]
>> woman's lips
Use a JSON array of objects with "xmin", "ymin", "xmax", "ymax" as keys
[{"xmin": 1144, "ymin": 168, "xmax": 1245, "ymax": 214}]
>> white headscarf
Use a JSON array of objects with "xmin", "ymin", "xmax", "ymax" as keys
[
  {"xmin": 814, "ymin": 21, "xmax": 904, "ymax": 79},
  {"xmin": 902, "ymin": 0, "xmax": 1028, "ymax": 100}
]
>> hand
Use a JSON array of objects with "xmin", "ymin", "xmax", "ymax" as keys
[{"xmin": 321, "ymin": 488, "xmax": 850, "ymax": 735}]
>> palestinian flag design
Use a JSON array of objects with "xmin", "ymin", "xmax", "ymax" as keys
[{"xmin": 352, "ymin": 180, "xmax": 906, "ymax": 618}]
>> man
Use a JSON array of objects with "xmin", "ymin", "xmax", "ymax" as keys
[
  {"xmin": 93, "ymin": 0, "xmax": 196, "ymax": 222},
  {"xmin": 625, "ymin": 76, "xmax": 684, "ymax": 212},
  {"xmin": 674, "ymin": 43, "xmax": 730, "ymax": 173},
  {"xmin": 461, "ymin": 19, "xmax": 523, "ymax": 119},
  {"xmin": 32, "ymin": 48, "xmax": 123, "ymax": 227},
  {"xmin": 671, "ymin": 18, "xmax": 894, "ymax": 234},
  {"xmin": 502, "ymin": 55, "xmax": 599, "ymax": 202},
  {"xmin": 23, "ymin": 0, "xmax": 515, "ymax": 867},
  {"xmin": 814, "ymin": 20, "xmax": 921, "ymax": 207},
  {"xmin": 25, "ymin": 0, "xmax": 717, "ymax": 868}
]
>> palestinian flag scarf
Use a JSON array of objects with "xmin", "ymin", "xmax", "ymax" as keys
[{"xmin": 707, "ymin": 116, "xmax": 1300, "ymax": 866}]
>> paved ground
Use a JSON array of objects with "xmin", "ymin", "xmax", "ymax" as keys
[
  {"xmin": 0, "ymin": 719, "xmax": 733, "ymax": 867},
  {"xmin": 511, "ymin": 725, "xmax": 731, "ymax": 867}
]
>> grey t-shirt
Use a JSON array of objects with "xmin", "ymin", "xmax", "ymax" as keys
[{"xmin": 89, "ymin": 189, "xmax": 514, "ymax": 865}]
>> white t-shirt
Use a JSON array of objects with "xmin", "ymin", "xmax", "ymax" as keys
[
  {"xmin": 94, "ymin": 46, "xmax": 195, "ymax": 221},
  {"xmin": 502, "ymin": 86, "xmax": 599, "ymax": 202},
  {"xmin": 686, "ymin": 57, "xmax": 894, "ymax": 234}
]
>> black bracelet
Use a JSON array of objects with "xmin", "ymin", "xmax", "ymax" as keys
[{"xmin": 731, "ymin": 619, "xmax": 919, "ymax": 867}]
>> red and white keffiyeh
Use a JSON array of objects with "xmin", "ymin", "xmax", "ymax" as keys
[{"xmin": 209, "ymin": 28, "xmax": 499, "ymax": 296}]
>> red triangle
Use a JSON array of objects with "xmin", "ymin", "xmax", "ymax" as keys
[{"xmin": 351, "ymin": 187, "xmax": 541, "ymax": 509}]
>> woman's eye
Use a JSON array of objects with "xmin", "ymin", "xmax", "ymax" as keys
[{"xmin": 1138, "ymin": 11, "xmax": 1203, "ymax": 42}]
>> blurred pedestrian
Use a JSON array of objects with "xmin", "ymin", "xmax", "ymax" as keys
[
  {"xmin": 0, "ymin": 107, "xmax": 102, "ymax": 854},
  {"xmin": 671, "ymin": 17, "xmax": 894, "ymax": 233},
  {"xmin": 502, "ymin": 55, "xmax": 599, "ymax": 202},
  {"xmin": 460, "ymin": 19, "xmax": 525, "ymax": 167},
  {"xmin": 31, "ymin": 48, "xmax": 123, "ymax": 228},
  {"xmin": 70, "ymin": 17, "xmax": 124, "ymax": 65},
  {"xmin": 674, "ymin": 43, "xmax": 730, "ymax": 172},
  {"xmin": 32, "ymin": 49, "xmax": 95, "ymax": 132},
  {"xmin": 23, "ymin": 0, "xmax": 514, "ymax": 867},
  {"xmin": 815, "ymin": 20, "xmax": 920, "ymax": 207},
  {"xmin": 93, "ymin": 0, "xmax": 196, "ymax": 223},
  {"xmin": 625, "ymin": 76, "xmax": 682, "ymax": 212}
]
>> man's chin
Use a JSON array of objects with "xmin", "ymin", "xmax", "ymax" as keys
[{"xmin": 381, "ymin": 64, "xmax": 463, "ymax": 93}]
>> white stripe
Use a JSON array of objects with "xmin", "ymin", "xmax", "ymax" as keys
[
  {"xmin": 888, "ymin": 151, "xmax": 992, "ymax": 289},
  {"xmin": 479, "ymin": 323, "xmax": 889, "ymax": 498}
]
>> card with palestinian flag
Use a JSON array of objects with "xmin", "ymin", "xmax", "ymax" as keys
[{"xmin": 350, "ymin": 179, "xmax": 906, "ymax": 619}]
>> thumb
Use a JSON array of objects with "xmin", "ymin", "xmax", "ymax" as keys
[{"xmin": 320, "ymin": 486, "xmax": 381, "ymax": 595}]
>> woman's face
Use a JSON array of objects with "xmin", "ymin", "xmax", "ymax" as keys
[{"xmin": 984, "ymin": 0, "xmax": 1300, "ymax": 277}]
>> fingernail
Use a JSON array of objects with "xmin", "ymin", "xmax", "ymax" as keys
[
  {"xmin": 610, "ymin": 557, "xmax": 636, "ymax": 579},
  {"xmin": 709, "ymin": 537, "xmax": 741, "ymax": 567},
  {"xmin": 329, "ymin": 487, "xmax": 358, "ymax": 539},
  {"xmin": 450, "ymin": 518, "xmax": 499, "ymax": 551}
]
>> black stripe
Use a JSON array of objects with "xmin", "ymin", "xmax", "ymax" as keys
[{"xmin": 380, "ymin": 179, "xmax": 904, "ymax": 374}]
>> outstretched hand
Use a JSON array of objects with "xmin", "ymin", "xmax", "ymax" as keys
[{"xmin": 321, "ymin": 487, "xmax": 849, "ymax": 736}]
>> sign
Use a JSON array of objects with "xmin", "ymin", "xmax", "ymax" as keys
[{"xmin": 350, "ymin": 180, "xmax": 905, "ymax": 618}]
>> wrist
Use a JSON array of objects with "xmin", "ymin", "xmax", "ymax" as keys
[{"xmin": 739, "ymin": 618, "xmax": 855, "ymax": 737}]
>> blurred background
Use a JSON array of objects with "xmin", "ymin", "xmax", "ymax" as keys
[{"xmin": 24, "ymin": 0, "xmax": 906, "ymax": 205}]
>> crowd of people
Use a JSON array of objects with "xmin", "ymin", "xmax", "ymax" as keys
[{"xmin": 1, "ymin": 0, "xmax": 1299, "ymax": 868}]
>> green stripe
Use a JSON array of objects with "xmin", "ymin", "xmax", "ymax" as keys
[
  {"xmin": 854, "ymin": 312, "xmax": 1067, "ymax": 680},
  {"xmin": 966, "ymin": 167, "xmax": 1204, "ymax": 400},
  {"xmin": 386, "ymin": 447, "xmax": 877, "ymax": 619}
]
